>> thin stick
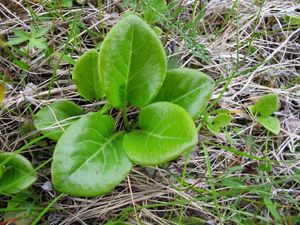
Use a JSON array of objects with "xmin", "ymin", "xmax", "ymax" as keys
[{"xmin": 127, "ymin": 176, "xmax": 140, "ymax": 225}]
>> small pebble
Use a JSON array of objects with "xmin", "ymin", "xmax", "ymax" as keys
[{"xmin": 42, "ymin": 181, "xmax": 53, "ymax": 191}]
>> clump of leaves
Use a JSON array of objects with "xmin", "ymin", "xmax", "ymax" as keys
[
  {"xmin": 249, "ymin": 94, "xmax": 280, "ymax": 135},
  {"xmin": 34, "ymin": 14, "xmax": 215, "ymax": 197}
]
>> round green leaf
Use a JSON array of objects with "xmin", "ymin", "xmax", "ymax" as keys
[
  {"xmin": 253, "ymin": 94, "xmax": 279, "ymax": 117},
  {"xmin": 257, "ymin": 116, "xmax": 280, "ymax": 135},
  {"xmin": 99, "ymin": 14, "xmax": 166, "ymax": 108},
  {"xmin": 52, "ymin": 113, "xmax": 132, "ymax": 197},
  {"xmin": 0, "ymin": 153, "xmax": 36, "ymax": 195},
  {"xmin": 124, "ymin": 102, "xmax": 198, "ymax": 166},
  {"xmin": 153, "ymin": 68, "xmax": 215, "ymax": 119},
  {"xmin": 34, "ymin": 100, "xmax": 83, "ymax": 141},
  {"xmin": 73, "ymin": 49, "xmax": 104, "ymax": 100}
]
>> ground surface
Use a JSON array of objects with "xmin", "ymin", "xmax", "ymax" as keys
[{"xmin": 0, "ymin": 0, "xmax": 300, "ymax": 224}]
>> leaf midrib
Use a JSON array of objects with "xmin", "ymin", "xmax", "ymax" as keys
[
  {"xmin": 92, "ymin": 51, "xmax": 99, "ymax": 98},
  {"xmin": 171, "ymin": 82, "xmax": 210, "ymax": 103},
  {"xmin": 57, "ymin": 133, "xmax": 121, "ymax": 189},
  {"xmin": 136, "ymin": 130, "xmax": 188, "ymax": 141},
  {"xmin": 123, "ymin": 25, "xmax": 135, "ymax": 107},
  {"xmin": 0, "ymin": 167, "xmax": 35, "ymax": 192}
]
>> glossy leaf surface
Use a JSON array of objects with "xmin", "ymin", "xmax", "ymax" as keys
[
  {"xmin": 253, "ymin": 94, "xmax": 278, "ymax": 117},
  {"xmin": 0, "ymin": 153, "xmax": 36, "ymax": 194},
  {"xmin": 52, "ymin": 113, "xmax": 132, "ymax": 197},
  {"xmin": 34, "ymin": 100, "xmax": 83, "ymax": 141},
  {"xmin": 257, "ymin": 116, "xmax": 280, "ymax": 135},
  {"xmin": 124, "ymin": 102, "xmax": 198, "ymax": 165},
  {"xmin": 100, "ymin": 14, "xmax": 166, "ymax": 108},
  {"xmin": 153, "ymin": 68, "xmax": 215, "ymax": 119},
  {"xmin": 73, "ymin": 49, "xmax": 104, "ymax": 100}
]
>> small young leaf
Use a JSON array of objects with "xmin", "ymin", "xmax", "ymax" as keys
[
  {"xmin": 28, "ymin": 37, "xmax": 48, "ymax": 50},
  {"xmin": 167, "ymin": 54, "xmax": 181, "ymax": 70},
  {"xmin": 283, "ymin": 14, "xmax": 300, "ymax": 26},
  {"xmin": 6, "ymin": 37, "xmax": 28, "ymax": 46},
  {"xmin": 52, "ymin": 113, "xmax": 132, "ymax": 197},
  {"xmin": 257, "ymin": 163, "xmax": 272, "ymax": 172},
  {"xmin": 143, "ymin": 0, "xmax": 167, "ymax": 24},
  {"xmin": 73, "ymin": 49, "xmax": 104, "ymax": 100},
  {"xmin": 55, "ymin": 52, "xmax": 76, "ymax": 65},
  {"xmin": 253, "ymin": 94, "xmax": 279, "ymax": 117},
  {"xmin": 100, "ymin": 14, "xmax": 166, "ymax": 108},
  {"xmin": 257, "ymin": 116, "xmax": 280, "ymax": 135},
  {"xmin": 153, "ymin": 68, "xmax": 215, "ymax": 119},
  {"xmin": 0, "ymin": 153, "xmax": 36, "ymax": 195},
  {"xmin": 207, "ymin": 113, "xmax": 232, "ymax": 134},
  {"xmin": 34, "ymin": 100, "xmax": 83, "ymax": 141},
  {"xmin": 59, "ymin": 0, "xmax": 73, "ymax": 8},
  {"xmin": 12, "ymin": 28, "xmax": 29, "ymax": 38},
  {"xmin": 263, "ymin": 195, "xmax": 282, "ymax": 222},
  {"xmin": 31, "ymin": 27, "xmax": 49, "ymax": 38},
  {"xmin": 221, "ymin": 177, "xmax": 245, "ymax": 188},
  {"xmin": 124, "ymin": 102, "xmax": 198, "ymax": 166},
  {"xmin": 13, "ymin": 59, "xmax": 30, "ymax": 71}
]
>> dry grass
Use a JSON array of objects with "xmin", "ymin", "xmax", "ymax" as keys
[{"xmin": 0, "ymin": 0, "xmax": 300, "ymax": 224}]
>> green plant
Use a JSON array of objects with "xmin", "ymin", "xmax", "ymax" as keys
[
  {"xmin": 142, "ymin": 0, "xmax": 168, "ymax": 24},
  {"xmin": 34, "ymin": 14, "xmax": 215, "ymax": 197},
  {"xmin": 6, "ymin": 25, "xmax": 49, "ymax": 50},
  {"xmin": 249, "ymin": 94, "xmax": 280, "ymax": 135},
  {"xmin": 3, "ymin": 190, "xmax": 39, "ymax": 224},
  {"xmin": 0, "ymin": 153, "xmax": 36, "ymax": 195},
  {"xmin": 206, "ymin": 112, "xmax": 232, "ymax": 134}
]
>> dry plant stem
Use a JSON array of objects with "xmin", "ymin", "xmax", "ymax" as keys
[
  {"xmin": 127, "ymin": 176, "xmax": 140, "ymax": 225},
  {"xmin": 123, "ymin": 106, "xmax": 129, "ymax": 130}
]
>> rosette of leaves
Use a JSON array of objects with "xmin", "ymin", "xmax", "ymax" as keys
[
  {"xmin": 249, "ymin": 94, "xmax": 280, "ymax": 135},
  {"xmin": 34, "ymin": 14, "xmax": 215, "ymax": 197}
]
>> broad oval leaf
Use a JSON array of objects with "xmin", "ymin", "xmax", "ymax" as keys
[
  {"xmin": 0, "ymin": 153, "xmax": 36, "ymax": 195},
  {"xmin": 153, "ymin": 68, "xmax": 215, "ymax": 119},
  {"xmin": 253, "ymin": 94, "xmax": 279, "ymax": 117},
  {"xmin": 257, "ymin": 116, "xmax": 280, "ymax": 135},
  {"xmin": 34, "ymin": 100, "xmax": 83, "ymax": 141},
  {"xmin": 73, "ymin": 49, "xmax": 104, "ymax": 100},
  {"xmin": 124, "ymin": 102, "xmax": 198, "ymax": 166},
  {"xmin": 100, "ymin": 14, "xmax": 167, "ymax": 108},
  {"xmin": 52, "ymin": 113, "xmax": 132, "ymax": 197}
]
